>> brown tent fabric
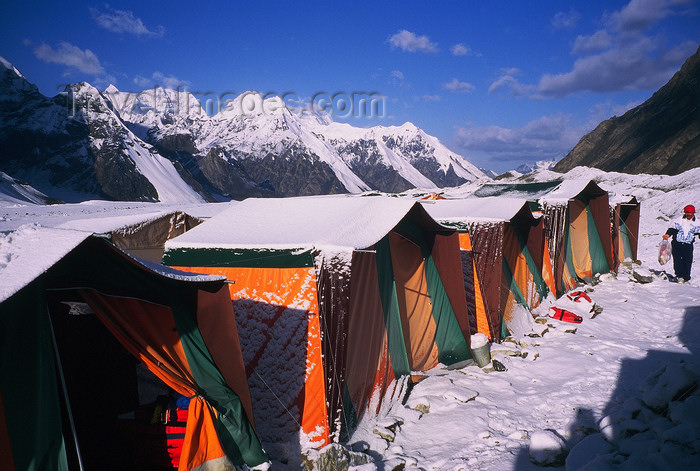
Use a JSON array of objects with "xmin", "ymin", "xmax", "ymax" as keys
[
  {"xmin": 315, "ymin": 252, "xmax": 352, "ymax": 442},
  {"xmin": 543, "ymin": 202, "xmax": 573, "ymax": 295},
  {"xmin": 80, "ymin": 290, "xmax": 237, "ymax": 470},
  {"xmin": 465, "ymin": 221, "xmax": 504, "ymax": 341},
  {"xmin": 110, "ymin": 212, "xmax": 202, "ymax": 263},
  {"xmin": 586, "ymin": 190, "xmax": 615, "ymax": 272},
  {"xmin": 458, "ymin": 233, "xmax": 489, "ymax": 338},
  {"xmin": 345, "ymin": 251, "xmax": 395, "ymax": 422}
]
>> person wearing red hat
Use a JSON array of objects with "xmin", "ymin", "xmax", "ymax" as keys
[{"xmin": 663, "ymin": 204, "xmax": 700, "ymax": 283}]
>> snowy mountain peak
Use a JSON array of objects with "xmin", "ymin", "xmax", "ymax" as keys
[
  {"xmin": 104, "ymin": 86, "xmax": 206, "ymax": 121},
  {"xmin": 104, "ymin": 84, "xmax": 120, "ymax": 95},
  {"xmin": 0, "ymin": 56, "xmax": 24, "ymax": 78},
  {"xmin": 217, "ymin": 91, "xmax": 289, "ymax": 120}
]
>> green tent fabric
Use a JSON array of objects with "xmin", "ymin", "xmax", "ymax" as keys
[
  {"xmin": 585, "ymin": 203, "xmax": 611, "ymax": 278},
  {"xmin": 374, "ymin": 235, "xmax": 411, "ymax": 378},
  {"xmin": 0, "ymin": 280, "xmax": 69, "ymax": 471}
]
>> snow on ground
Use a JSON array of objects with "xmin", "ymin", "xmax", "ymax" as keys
[
  {"xmin": 348, "ymin": 262, "xmax": 700, "ymax": 470},
  {"xmin": 344, "ymin": 167, "xmax": 700, "ymax": 470},
  {"xmin": 1, "ymin": 166, "xmax": 699, "ymax": 470}
]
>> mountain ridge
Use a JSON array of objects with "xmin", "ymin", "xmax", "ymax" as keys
[{"xmin": 0, "ymin": 57, "xmax": 487, "ymax": 203}]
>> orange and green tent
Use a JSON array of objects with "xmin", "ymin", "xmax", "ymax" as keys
[
  {"xmin": 424, "ymin": 197, "xmax": 554, "ymax": 341},
  {"xmin": 540, "ymin": 180, "xmax": 614, "ymax": 297},
  {"xmin": 163, "ymin": 195, "xmax": 473, "ymax": 454},
  {"xmin": 0, "ymin": 226, "xmax": 267, "ymax": 471}
]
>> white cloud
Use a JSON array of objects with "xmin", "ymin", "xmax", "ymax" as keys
[
  {"xmin": 493, "ymin": 0, "xmax": 697, "ymax": 98},
  {"xmin": 133, "ymin": 72, "xmax": 190, "ymax": 90},
  {"xmin": 152, "ymin": 72, "xmax": 190, "ymax": 89},
  {"xmin": 572, "ymin": 30, "xmax": 613, "ymax": 55},
  {"xmin": 421, "ymin": 95, "xmax": 441, "ymax": 102},
  {"xmin": 488, "ymin": 68, "xmax": 535, "ymax": 95},
  {"xmin": 33, "ymin": 42, "xmax": 104, "ymax": 75},
  {"xmin": 91, "ymin": 6, "xmax": 165, "ymax": 37},
  {"xmin": 391, "ymin": 70, "xmax": 404, "ymax": 80},
  {"xmin": 443, "ymin": 78, "xmax": 475, "ymax": 93},
  {"xmin": 552, "ymin": 9, "xmax": 581, "ymax": 29},
  {"xmin": 454, "ymin": 114, "xmax": 583, "ymax": 161},
  {"xmin": 451, "ymin": 43, "xmax": 471, "ymax": 56},
  {"xmin": 538, "ymin": 39, "xmax": 696, "ymax": 97},
  {"xmin": 388, "ymin": 30, "xmax": 438, "ymax": 53},
  {"xmin": 133, "ymin": 75, "xmax": 152, "ymax": 88},
  {"xmin": 606, "ymin": 0, "xmax": 693, "ymax": 33}
]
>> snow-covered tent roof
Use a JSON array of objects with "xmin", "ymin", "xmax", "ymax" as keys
[
  {"xmin": 422, "ymin": 197, "xmax": 538, "ymax": 225},
  {"xmin": 166, "ymin": 195, "xmax": 450, "ymax": 251},
  {"xmin": 0, "ymin": 225, "xmax": 90, "ymax": 302},
  {"xmin": 56, "ymin": 210, "xmax": 185, "ymax": 234},
  {"xmin": 609, "ymin": 194, "xmax": 639, "ymax": 206},
  {"xmin": 539, "ymin": 179, "xmax": 608, "ymax": 205},
  {"xmin": 0, "ymin": 224, "xmax": 222, "ymax": 303}
]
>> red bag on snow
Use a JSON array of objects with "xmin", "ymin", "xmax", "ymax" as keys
[
  {"xmin": 549, "ymin": 306, "xmax": 583, "ymax": 324},
  {"xmin": 566, "ymin": 290, "xmax": 592, "ymax": 304}
]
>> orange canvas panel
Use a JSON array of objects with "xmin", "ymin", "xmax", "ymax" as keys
[
  {"xmin": 180, "ymin": 397, "xmax": 228, "ymax": 470},
  {"xmin": 388, "ymin": 232, "xmax": 440, "ymax": 372},
  {"xmin": 431, "ymin": 233, "xmax": 471, "ymax": 340},
  {"xmin": 541, "ymin": 234, "xmax": 556, "ymax": 296},
  {"xmin": 569, "ymin": 201, "xmax": 594, "ymax": 279},
  {"xmin": 501, "ymin": 283, "xmax": 519, "ymax": 321},
  {"xmin": 503, "ymin": 225, "xmax": 539, "ymax": 310},
  {"xmin": 174, "ymin": 265, "xmax": 330, "ymax": 447},
  {"xmin": 0, "ymin": 392, "xmax": 15, "ymax": 471},
  {"xmin": 81, "ymin": 292, "xmax": 197, "ymax": 396},
  {"xmin": 346, "ymin": 252, "xmax": 394, "ymax": 418},
  {"xmin": 458, "ymin": 232, "xmax": 490, "ymax": 339}
]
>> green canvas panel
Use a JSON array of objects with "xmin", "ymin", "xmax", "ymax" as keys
[
  {"xmin": 502, "ymin": 255, "xmax": 529, "ymax": 309},
  {"xmin": 375, "ymin": 236, "xmax": 411, "ymax": 377},
  {"xmin": 620, "ymin": 218, "xmax": 633, "ymax": 260},
  {"xmin": 169, "ymin": 300, "xmax": 268, "ymax": 467},
  {"xmin": 0, "ymin": 281, "xmax": 69, "ymax": 471},
  {"xmin": 563, "ymin": 214, "xmax": 578, "ymax": 297},
  {"xmin": 423, "ymin": 255, "xmax": 471, "ymax": 364},
  {"xmin": 162, "ymin": 247, "xmax": 315, "ymax": 268},
  {"xmin": 585, "ymin": 205, "xmax": 611, "ymax": 276},
  {"xmin": 339, "ymin": 385, "xmax": 358, "ymax": 443}
]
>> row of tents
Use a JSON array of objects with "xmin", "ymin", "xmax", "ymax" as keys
[{"xmin": 0, "ymin": 179, "xmax": 640, "ymax": 470}]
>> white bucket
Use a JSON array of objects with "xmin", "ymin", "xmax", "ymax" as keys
[{"xmin": 470, "ymin": 333, "xmax": 491, "ymax": 367}]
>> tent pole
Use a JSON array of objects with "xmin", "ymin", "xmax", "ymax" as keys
[{"xmin": 47, "ymin": 307, "xmax": 85, "ymax": 471}]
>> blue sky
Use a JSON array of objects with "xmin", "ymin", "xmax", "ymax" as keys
[{"xmin": 2, "ymin": 1, "xmax": 698, "ymax": 173}]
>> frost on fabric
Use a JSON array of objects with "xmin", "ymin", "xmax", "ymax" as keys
[{"xmin": 231, "ymin": 268, "xmax": 323, "ymax": 459}]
